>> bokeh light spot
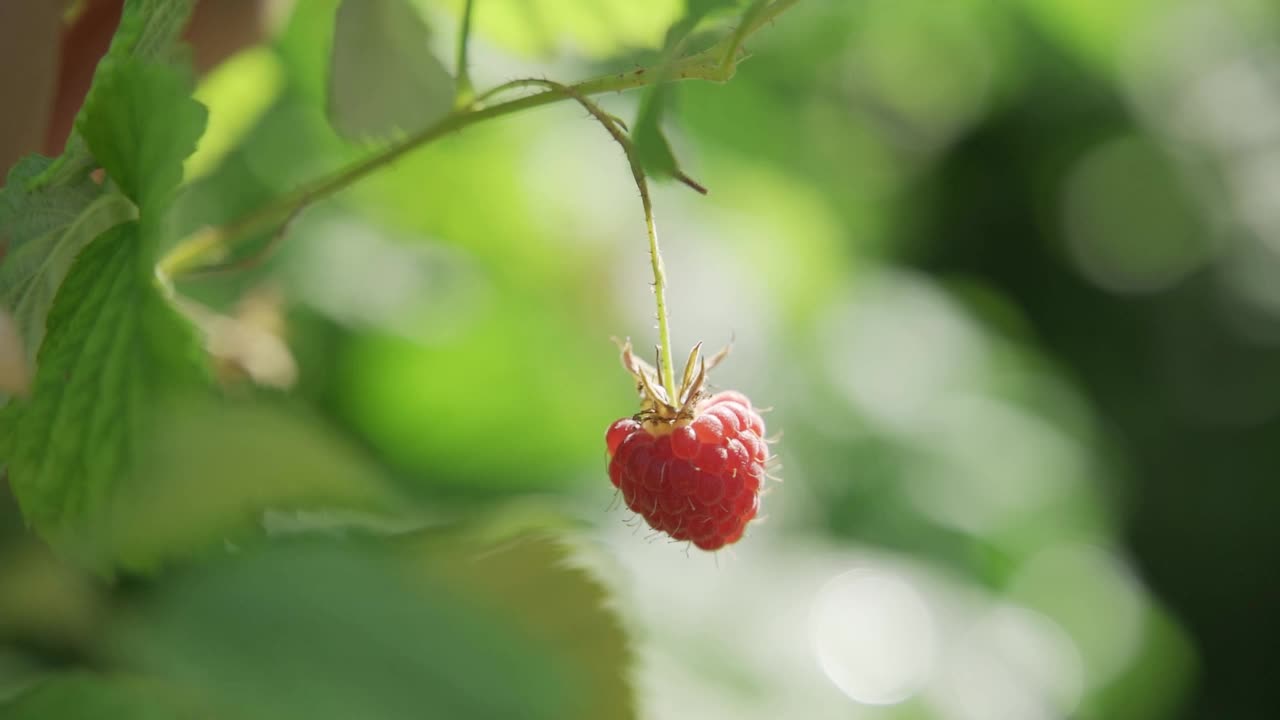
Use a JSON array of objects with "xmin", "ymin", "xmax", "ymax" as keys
[
  {"xmin": 810, "ymin": 569, "xmax": 937, "ymax": 705},
  {"xmin": 1063, "ymin": 135, "xmax": 1212, "ymax": 293}
]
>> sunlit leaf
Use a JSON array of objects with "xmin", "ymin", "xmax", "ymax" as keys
[{"xmin": 185, "ymin": 48, "xmax": 285, "ymax": 180}]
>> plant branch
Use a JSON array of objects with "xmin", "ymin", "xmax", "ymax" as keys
[
  {"xmin": 507, "ymin": 79, "xmax": 680, "ymax": 400},
  {"xmin": 454, "ymin": 0, "xmax": 476, "ymax": 107},
  {"xmin": 156, "ymin": 0, "xmax": 801, "ymax": 279}
]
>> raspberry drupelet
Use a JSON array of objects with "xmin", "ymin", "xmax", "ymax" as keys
[{"xmin": 605, "ymin": 341, "xmax": 769, "ymax": 551}]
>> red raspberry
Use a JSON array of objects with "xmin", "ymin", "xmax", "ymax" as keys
[{"xmin": 605, "ymin": 341, "xmax": 770, "ymax": 551}]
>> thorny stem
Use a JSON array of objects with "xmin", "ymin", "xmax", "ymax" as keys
[
  {"xmin": 156, "ymin": 0, "xmax": 801, "ymax": 279},
  {"xmin": 720, "ymin": 0, "xmax": 799, "ymax": 76},
  {"xmin": 643, "ymin": 184, "xmax": 678, "ymax": 402},
  {"xmin": 499, "ymin": 79, "xmax": 680, "ymax": 401}
]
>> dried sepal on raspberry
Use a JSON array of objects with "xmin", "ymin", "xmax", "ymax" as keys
[
  {"xmin": 606, "ymin": 338, "xmax": 770, "ymax": 551},
  {"xmin": 615, "ymin": 338, "xmax": 729, "ymax": 432}
]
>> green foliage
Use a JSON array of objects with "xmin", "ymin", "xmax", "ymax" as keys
[
  {"xmin": 0, "ymin": 224, "xmax": 207, "ymax": 561},
  {"xmin": 633, "ymin": 87, "xmax": 680, "ymax": 179},
  {"xmin": 0, "ymin": 536, "xmax": 634, "ymax": 720},
  {"xmin": 0, "ymin": 0, "xmax": 202, "ymax": 373},
  {"xmin": 0, "ymin": 2, "xmax": 218, "ymax": 565},
  {"xmin": 0, "ymin": 159, "xmax": 136, "ymax": 368},
  {"xmin": 111, "ymin": 536, "xmax": 623, "ymax": 720},
  {"xmin": 0, "ymin": 1, "xmax": 1224, "ymax": 718},
  {"xmin": 0, "ymin": 158, "xmax": 104, "ymax": 249},
  {"xmin": 633, "ymin": 0, "xmax": 740, "ymax": 178},
  {"xmin": 327, "ymin": 0, "xmax": 454, "ymax": 141},
  {"xmin": 407, "ymin": 534, "xmax": 636, "ymax": 720},
  {"xmin": 109, "ymin": 400, "xmax": 403, "ymax": 567},
  {"xmin": 32, "ymin": 0, "xmax": 197, "ymax": 189},
  {"xmin": 77, "ymin": 60, "xmax": 207, "ymax": 216},
  {"xmin": 0, "ymin": 673, "xmax": 206, "ymax": 720}
]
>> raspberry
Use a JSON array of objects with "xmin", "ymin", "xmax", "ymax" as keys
[{"xmin": 606, "ymin": 341, "xmax": 770, "ymax": 551}]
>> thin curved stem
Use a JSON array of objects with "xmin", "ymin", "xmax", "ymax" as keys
[
  {"xmin": 641, "ymin": 186, "xmax": 677, "ymax": 402},
  {"xmin": 472, "ymin": 78, "xmax": 707, "ymax": 194},
  {"xmin": 157, "ymin": 0, "xmax": 802, "ymax": 279},
  {"xmin": 721, "ymin": 0, "xmax": 800, "ymax": 74},
  {"xmin": 506, "ymin": 79, "xmax": 678, "ymax": 401}
]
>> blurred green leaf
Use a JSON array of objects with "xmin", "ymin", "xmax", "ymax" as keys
[
  {"xmin": 184, "ymin": 48, "xmax": 285, "ymax": 180},
  {"xmin": 327, "ymin": 0, "xmax": 454, "ymax": 141},
  {"xmin": 114, "ymin": 539, "xmax": 580, "ymax": 720},
  {"xmin": 633, "ymin": 87, "xmax": 680, "ymax": 179},
  {"xmin": 0, "ymin": 649, "xmax": 42, "ymax": 705},
  {"xmin": 0, "ymin": 673, "xmax": 209, "ymax": 720},
  {"xmin": 405, "ymin": 533, "xmax": 636, "ymax": 720},
  {"xmin": 0, "ymin": 540, "xmax": 102, "ymax": 650},
  {"xmin": 110, "ymin": 400, "xmax": 405, "ymax": 568},
  {"xmin": 77, "ymin": 59, "xmax": 207, "ymax": 218},
  {"xmin": 0, "ymin": 224, "xmax": 208, "ymax": 564},
  {"xmin": 633, "ymin": 0, "xmax": 739, "ymax": 179}
]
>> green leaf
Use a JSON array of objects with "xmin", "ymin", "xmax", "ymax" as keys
[
  {"xmin": 0, "ymin": 3, "xmax": 202, "ymax": 376},
  {"xmin": 114, "ymin": 539, "xmax": 579, "ymax": 720},
  {"xmin": 328, "ymin": 0, "xmax": 455, "ymax": 141},
  {"xmin": 104, "ymin": 0, "xmax": 196, "ymax": 61},
  {"xmin": 77, "ymin": 59, "xmax": 207, "ymax": 215},
  {"xmin": 108, "ymin": 400, "xmax": 405, "ymax": 568},
  {"xmin": 0, "ymin": 673, "xmax": 209, "ymax": 720},
  {"xmin": 633, "ymin": 0, "xmax": 740, "ymax": 179},
  {"xmin": 633, "ymin": 88, "xmax": 680, "ymax": 178},
  {"xmin": 31, "ymin": 0, "xmax": 197, "ymax": 190},
  {"xmin": 0, "ymin": 158, "xmax": 137, "ymax": 367},
  {"xmin": 405, "ymin": 533, "xmax": 637, "ymax": 720},
  {"xmin": 0, "ymin": 223, "xmax": 208, "ymax": 562},
  {"xmin": 0, "ymin": 157, "xmax": 102, "ymax": 248}
]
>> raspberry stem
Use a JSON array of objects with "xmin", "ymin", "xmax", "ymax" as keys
[
  {"xmin": 640, "ymin": 179, "xmax": 679, "ymax": 403},
  {"xmin": 463, "ymin": 79, "xmax": 687, "ymax": 401}
]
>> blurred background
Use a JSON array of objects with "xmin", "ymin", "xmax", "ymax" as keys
[{"xmin": 3, "ymin": 0, "xmax": 1280, "ymax": 718}]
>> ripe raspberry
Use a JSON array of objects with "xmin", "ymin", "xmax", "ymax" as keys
[{"xmin": 605, "ymin": 341, "xmax": 770, "ymax": 551}]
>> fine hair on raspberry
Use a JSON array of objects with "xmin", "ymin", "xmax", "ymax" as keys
[{"xmin": 605, "ymin": 341, "xmax": 771, "ymax": 551}]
